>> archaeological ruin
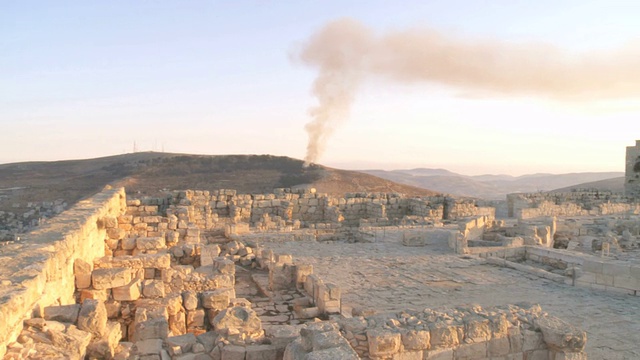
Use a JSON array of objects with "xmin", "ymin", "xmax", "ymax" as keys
[{"xmin": 1, "ymin": 141, "xmax": 640, "ymax": 359}]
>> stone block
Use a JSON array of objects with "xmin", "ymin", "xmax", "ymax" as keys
[
  {"xmin": 552, "ymin": 351, "xmax": 588, "ymax": 360},
  {"xmin": 77, "ymin": 299, "xmax": 108, "ymax": 337},
  {"xmin": 92, "ymin": 268, "xmax": 133, "ymax": 290},
  {"xmin": 401, "ymin": 329, "xmax": 430, "ymax": 350},
  {"xmin": 113, "ymin": 279, "xmax": 142, "ymax": 301},
  {"xmin": 535, "ymin": 316, "xmax": 586, "ymax": 352},
  {"xmin": 392, "ymin": 351, "xmax": 423, "ymax": 360},
  {"xmin": 429, "ymin": 324, "xmax": 459, "ymax": 349},
  {"xmin": 143, "ymin": 280, "xmax": 166, "ymax": 298},
  {"xmin": 182, "ymin": 291, "xmax": 199, "ymax": 310},
  {"xmin": 613, "ymin": 275, "xmax": 640, "ymax": 290},
  {"xmin": 245, "ymin": 344, "xmax": 277, "ymax": 360},
  {"xmin": 202, "ymin": 289, "xmax": 232, "ymax": 310},
  {"xmin": 122, "ymin": 237, "xmax": 138, "ymax": 250},
  {"xmin": 221, "ymin": 345, "xmax": 246, "ymax": 360},
  {"xmin": 133, "ymin": 318, "xmax": 170, "ymax": 341},
  {"xmin": 86, "ymin": 321, "xmax": 123, "ymax": 359},
  {"xmin": 167, "ymin": 333, "xmax": 198, "ymax": 353},
  {"xmin": 367, "ymin": 328, "xmax": 401, "ymax": 357},
  {"xmin": 201, "ymin": 245, "xmax": 221, "ymax": 267},
  {"xmin": 136, "ymin": 338, "xmax": 164, "ymax": 355},
  {"xmin": 44, "ymin": 304, "xmax": 81, "ymax": 323},
  {"xmin": 187, "ymin": 309, "xmax": 206, "ymax": 328},
  {"xmin": 137, "ymin": 237, "xmax": 166, "ymax": 251},
  {"xmin": 423, "ymin": 348, "xmax": 454, "ymax": 359},
  {"xmin": 488, "ymin": 336, "xmax": 511, "ymax": 356},
  {"xmin": 454, "ymin": 342, "xmax": 487, "ymax": 358}
]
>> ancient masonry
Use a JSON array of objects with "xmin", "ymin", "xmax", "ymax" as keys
[
  {"xmin": 0, "ymin": 184, "xmax": 610, "ymax": 360},
  {"xmin": 626, "ymin": 140, "xmax": 640, "ymax": 198}
]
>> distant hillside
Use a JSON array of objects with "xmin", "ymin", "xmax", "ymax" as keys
[
  {"xmin": 0, "ymin": 153, "xmax": 437, "ymax": 212},
  {"xmin": 550, "ymin": 177, "xmax": 625, "ymax": 193},
  {"xmin": 362, "ymin": 168, "xmax": 624, "ymax": 200}
]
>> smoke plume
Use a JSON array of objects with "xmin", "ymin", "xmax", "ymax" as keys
[{"xmin": 298, "ymin": 18, "xmax": 640, "ymax": 164}]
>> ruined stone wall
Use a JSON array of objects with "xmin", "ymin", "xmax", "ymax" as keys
[
  {"xmin": 0, "ymin": 187, "xmax": 126, "ymax": 358},
  {"xmin": 508, "ymin": 191, "xmax": 640, "ymax": 219},
  {"xmin": 625, "ymin": 140, "xmax": 640, "ymax": 198},
  {"xmin": 334, "ymin": 304, "xmax": 586, "ymax": 359},
  {"xmin": 134, "ymin": 189, "xmax": 464, "ymax": 230}
]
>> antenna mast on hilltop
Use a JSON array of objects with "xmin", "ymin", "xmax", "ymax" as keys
[{"xmin": 133, "ymin": 141, "xmax": 138, "ymax": 153}]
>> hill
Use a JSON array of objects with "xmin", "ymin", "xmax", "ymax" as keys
[
  {"xmin": 0, "ymin": 153, "xmax": 437, "ymax": 212},
  {"xmin": 361, "ymin": 169, "xmax": 624, "ymax": 200},
  {"xmin": 550, "ymin": 176, "xmax": 625, "ymax": 193}
]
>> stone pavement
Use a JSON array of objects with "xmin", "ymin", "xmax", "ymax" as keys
[{"xmin": 261, "ymin": 238, "xmax": 640, "ymax": 359}]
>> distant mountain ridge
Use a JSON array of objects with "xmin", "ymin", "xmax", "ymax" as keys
[{"xmin": 361, "ymin": 168, "xmax": 624, "ymax": 200}]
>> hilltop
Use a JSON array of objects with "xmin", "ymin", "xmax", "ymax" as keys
[{"xmin": 0, "ymin": 152, "xmax": 437, "ymax": 212}]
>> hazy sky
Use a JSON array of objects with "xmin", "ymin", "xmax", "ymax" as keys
[{"xmin": 2, "ymin": 1, "xmax": 639, "ymax": 175}]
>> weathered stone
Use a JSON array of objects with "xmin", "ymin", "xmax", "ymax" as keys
[
  {"xmin": 113, "ymin": 279, "xmax": 142, "ymax": 301},
  {"xmin": 77, "ymin": 299, "xmax": 108, "ymax": 338},
  {"xmin": 536, "ymin": 316, "xmax": 587, "ymax": 352},
  {"xmin": 212, "ymin": 306, "xmax": 263, "ymax": 340},
  {"xmin": 183, "ymin": 290, "xmax": 199, "ymax": 310},
  {"xmin": 86, "ymin": 321, "xmax": 123, "ymax": 359},
  {"xmin": 92, "ymin": 268, "xmax": 133, "ymax": 290},
  {"xmin": 202, "ymin": 289, "xmax": 232, "ymax": 310},
  {"xmin": 402, "ymin": 329, "xmax": 431, "ymax": 351},
  {"xmin": 137, "ymin": 237, "xmax": 167, "ymax": 251},
  {"xmin": 43, "ymin": 304, "xmax": 81, "ymax": 323},
  {"xmin": 143, "ymin": 280, "xmax": 166, "ymax": 298},
  {"xmin": 367, "ymin": 328, "xmax": 401, "ymax": 356},
  {"xmin": 167, "ymin": 333, "xmax": 198, "ymax": 353}
]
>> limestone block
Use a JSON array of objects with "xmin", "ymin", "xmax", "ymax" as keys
[
  {"xmin": 552, "ymin": 351, "xmax": 588, "ymax": 360},
  {"xmin": 105, "ymin": 300, "xmax": 121, "ymax": 319},
  {"xmin": 212, "ymin": 306, "xmax": 262, "ymax": 340},
  {"xmin": 429, "ymin": 324, "xmax": 459, "ymax": 349},
  {"xmin": 92, "ymin": 268, "xmax": 133, "ymax": 290},
  {"xmin": 169, "ymin": 310, "xmax": 187, "ymax": 336},
  {"xmin": 80, "ymin": 289, "xmax": 109, "ymax": 302},
  {"xmin": 133, "ymin": 317, "xmax": 170, "ymax": 341},
  {"xmin": 214, "ymin": 258, "xmax": 236, "ymax": 275},
  {"xmin": 464, "ymin": 317, "xmax": 491, "ymax": 343},
  {"xmin": 122, "ymin": 237, "xmax": 138, "ymax": 250},
  {"xmin": 113, "ymin": 279, "xmax": 142, "ymax": 301},
  {"xmin": 367, "ymin": 328, "xmax": 401, "ymax": 357},
  {"xmin": 137, "ymin": 237, "xmax": 167, "ymax": 251},
  {"xmin": 135, "ymin": 338, "xmax": 164, "ymax": 355},
  {"xmin": 295, "ymin": 264, "xmax": 313, "ymax": 287},
  {"xmin": 201, "ymin": 245, "xmax": 221, "ymax": 267},
  {"xmin": 401, "ymin": 329, "xmax": 430, "ymax": 351},
  {"xmin": 77, "ymin": 299, "xmax": 108, "ymax": 338},
  {"xmin": 167, "ymin": 333, "xmax": 198, "ymax": 353},
  {"xmin": 140, "ymin": 253, "xmax": 171, "ymax": 269},
  {"xmin": 43, "ymin": 304, "xmax": 81, "ymax": 323},
  {"xmin": 202, "ymin": 289, "xmax": 232, "ymax": 310},
  {"xmin": 488, "ymin": 336, "xmax": 511, "ymax": 356},
  {"xmin": 74, "ymin": 259, "xmax": 93, "ymax": 289},
  {"xmin": 104, "ymin": 216, "xmax": 118, "ymax": 228},
  {"xmin": 535, "ymin": 316, "xmax": 586, "ymax": 352},
  {"xmin": 244, "ymin": 344, "xmax": 277, "ymax": 360},
  {"xmin": 86, "ymin": 321, "xmax": 123, "ymax": 359},
  {"xmin": 187, "ymin": 309, "xmax": 206, "ymax": 329},
  {"xmin": 183, "ymin": 291, "xmax": 199, "ymax": 310},
  {"xmin": 108, "ymin": 228, "xmax": 126, "ymax": 240},
  {"xmin": 143, "ymin": 280, "xmax": 166, "ymax": 298},
  {"xmin": 221, "ymin": 345, "xmax": 246, "ymax": 360},
  {"xmin": 453, "ymin": 342, "xmax": 487, "ymax": 358}
]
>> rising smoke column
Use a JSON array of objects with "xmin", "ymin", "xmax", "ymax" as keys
[{"xmin": 298, "ymin": 18, "xmax": 640, "ymax": 164}]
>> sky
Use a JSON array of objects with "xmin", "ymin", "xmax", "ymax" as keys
[{"xmin": 1, "ymin": 0, "xmax": 639, "ymax": 175}]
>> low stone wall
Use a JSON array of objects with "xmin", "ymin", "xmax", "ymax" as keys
[
  {"xmin": 578, "ymin": 258, "xmax": 640, "ymax": 296},
  {"xmin": 0, "ymin": 187, "xmax": 126, "ymax": 358},
  {"xmin": 333, "ymin": 304, "xmax": 586, "ymax": 359}
]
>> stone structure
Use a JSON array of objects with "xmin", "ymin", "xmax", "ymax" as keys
[{"xmin": 626, "ymin": 140, "xmax": 640, "ymax": 199}]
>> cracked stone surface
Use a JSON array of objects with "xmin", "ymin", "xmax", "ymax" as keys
[{"xmin": 261, "ymin": 238, "xmax": 640, "ymax": 359}]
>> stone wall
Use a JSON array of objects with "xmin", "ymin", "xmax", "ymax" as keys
[
  {"xmin": 0, "ymin": 187, "xmax": 126, "ymax": 358},
  {"xmin": 333, "ymin": 303, "xmax": 586, "ymax": 359},
  {"xmin": 507, "ymin": 191, "xmax": 640, "ymax": 219},
  {"xmin": 133, "ymin": 189, "xmax": 488, "ymax": 232},
  {"xmin": 625, "ymin": 140, "xmax": 640, "ymax": 198}
]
